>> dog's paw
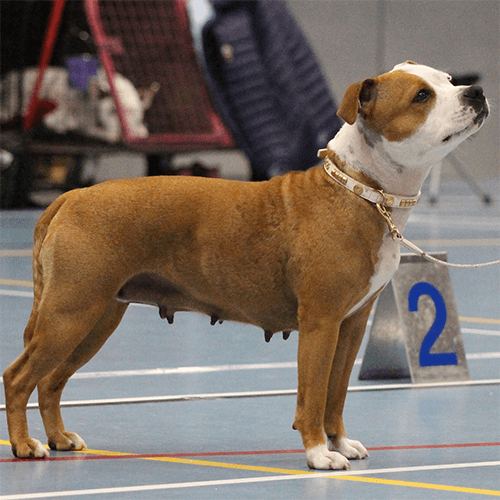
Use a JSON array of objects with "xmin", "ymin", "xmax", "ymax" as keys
[
  {"xmin": 328, "ymin": 437, "xmax": 369, "ymax": 460},
  {"xmin": 306, "ymin": 444, "xmax": 350, "ymax": 470},
  {"xmin": 12, "ymin": 438, "xmax": 50, "ymax": 459},
  {"xmin": 48, "ymin": 431, "xmax": 87, "ymax": 452}
]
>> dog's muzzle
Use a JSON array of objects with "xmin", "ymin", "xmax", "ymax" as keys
[{"xmin": 461, "ymin": 85, "xmax": 489, "ymax": 121}]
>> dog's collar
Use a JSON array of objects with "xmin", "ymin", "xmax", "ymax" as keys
[{"xmin": 318, "ymin": 149, "xmax": 421, "ymax": 208}]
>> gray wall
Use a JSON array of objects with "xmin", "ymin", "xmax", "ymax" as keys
[{"xmin": 287, "ymin": 0, "xmax": 499, "ymax": 179}]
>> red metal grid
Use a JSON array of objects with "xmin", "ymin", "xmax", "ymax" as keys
[{"xmin": 85, "ymin": 0, "xmax": 234, "ymax": 148}]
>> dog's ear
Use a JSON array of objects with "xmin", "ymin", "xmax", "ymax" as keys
[
  {"xmin": 337, "ymin": 78, "xmax": 377, "ymax": 125},
  {"xmin": 138, "ymin": 82, "xmax": 160, "ymax": 110}
]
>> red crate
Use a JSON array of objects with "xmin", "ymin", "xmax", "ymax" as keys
[{"xmin": 85, "ymin": 0, "xmax": 234, "ymax": 150}]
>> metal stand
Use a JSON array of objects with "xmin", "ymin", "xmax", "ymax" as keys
[
  {"xmin": 429, "ymin": 153, "xmax": 492, "ymax": 205},
  {"xmin": 359, "ymin": 253, "xmax": 469, "ymax": 384}
]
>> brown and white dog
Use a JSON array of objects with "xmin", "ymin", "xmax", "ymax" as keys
[{"xmin": 3, "ymin": 62, "xmax": 488, "ymax": 469}]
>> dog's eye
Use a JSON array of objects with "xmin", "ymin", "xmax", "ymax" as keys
[{"xmin": 413, "ymin": 89, "xmax": 432, "ymax": 103}]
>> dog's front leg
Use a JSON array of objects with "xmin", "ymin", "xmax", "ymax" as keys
[
  {"xmin": 293, "ymin": 308, "xmax": 350, "ymax": 470},
  {"xmin": 324, "ymin": 301, "xmax": 374, "ymax": 461}
]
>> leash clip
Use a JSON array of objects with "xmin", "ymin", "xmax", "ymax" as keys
[{"xmin": 375, "ymin": 203, "xmax": 402, "ymax": 241}]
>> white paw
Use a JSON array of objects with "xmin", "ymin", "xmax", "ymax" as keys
[
  {"xmin": 66, "ymin": 432, "xmax": 87, "ymax": 451},
  {"xmin": 306, "ymin": 444, "xmax": 350, "ymax": 470},
  {"xmin": 328, "ymin": 437, "xmax": 369, "ymax": 460},
  {"xmin": 14, "ymin": 438, "xmax": 50, "ymax": 458},
  {"xmin": 48, "ymin": 431, "xmax": 87, "ymax": 452},
  {"xmin": 33, "ymin": 439, "xmax": 50, "ymax": 458}
]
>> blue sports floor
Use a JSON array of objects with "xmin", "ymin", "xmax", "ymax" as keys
[{"xmin": 0, "ymin": 179, "xmax": 499, "ymax": 499}]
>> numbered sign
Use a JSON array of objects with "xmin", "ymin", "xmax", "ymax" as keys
[{"xmin": 359, "ymin": 253, "xmax": 469, "ymax": 383}]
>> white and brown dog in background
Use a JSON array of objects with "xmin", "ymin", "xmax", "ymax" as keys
[
  {"xmin": 3, "ymin": 62, "xmax": 488, "ymax": 469},
  {"xmin": 0, "ymin": 67, "xmax": 159, "ymax": 141}
]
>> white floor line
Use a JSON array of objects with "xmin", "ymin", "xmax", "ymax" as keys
[
  {"xmin": 0, "ymin": 460, "xmax": 499, "ymax": 500},
  {"xmin": 69, "ymin": 362, "xmax": 299, "ymax": 379},
  {"xmin": 0, "ymin": 289, "xmax": 33, "ymax": 298},
  {"xmin": 467, "ymin": 352, "xmax": 500, "ymax": 360},
  {"xmin": 1, "ymin": 379, "xmax": 499, "ymax": 411},
  {"xmin": 38, "ymin": 350, "xmax": 500, "ymax": 379},
  {"xmin": 463, "ymin": 327, "xmax": 500, "ymax": 336},
  {"xmin": 0, "ymin": 350, "xmax": 499, "ymax": 385}
]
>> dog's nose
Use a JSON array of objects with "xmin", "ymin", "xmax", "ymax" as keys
[
  {"xmin": 463, "ymin": 85, "xmax": 484, "ymax": 101},
  {"xmin": 461, "ymin": 85, "xmax": 486, "ymax": 112}
]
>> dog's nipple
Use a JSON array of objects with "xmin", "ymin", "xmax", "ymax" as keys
[
  {"xmin": 210, "ymin": 314, "xmax": 223, "ymax": 326},
  {"xmin": 264, "ymin": 330, "xmax": 273, "ymax": 343},
  {"xmin": 159, "ymin": 306, "xmax": 174, "ymax": 324}
]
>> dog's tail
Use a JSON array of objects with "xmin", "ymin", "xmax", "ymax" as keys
[{"xmin": 23, "ymin": 194, "xmax": 67, "ymax": 346}]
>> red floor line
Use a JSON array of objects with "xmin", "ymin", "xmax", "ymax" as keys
[
  {"xmin": 1, "ymin": 442, "xmax": 499, "ymax": 463},
  {"xmin": 368, "ymin": 442, "xmax": 500, "ymax": 451}
]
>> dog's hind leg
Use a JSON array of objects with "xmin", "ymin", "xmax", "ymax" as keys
[
  {"xmin": 3, "ymin": 295, "xmax": 118, "ymax": 458},
  {"xmin": 323, "ymin": 301, "xmax": 374, "ymax": 461},
  {"xmin": 37, "ymin": 300, "xmax": 128, "ymax": 452}
]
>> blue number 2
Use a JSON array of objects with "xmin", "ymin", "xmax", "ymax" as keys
[{"xmin": 408, "ymin": 282, "xmax": 458, "ymax": 367}]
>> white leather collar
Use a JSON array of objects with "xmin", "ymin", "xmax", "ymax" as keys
[{"xmin": 318, "ymin": 149, "xmax": 421, "ymax": 208}]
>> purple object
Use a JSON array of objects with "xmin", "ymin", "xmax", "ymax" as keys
[{"xmin": 65, "ymin": 55, "xmax": 99, "ymax": 91}]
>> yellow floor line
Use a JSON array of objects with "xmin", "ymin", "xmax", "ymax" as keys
[
  {"xmin": 0, "ymin": 277, "xmax": 499, "ymax": 326},
  {"xmin": 459, "ymin": 316, "xmax": 500, "ymax": 325},
  {"xmin": 0, "ymin": 279, "xmax": 34, "ymax": 287},
  {"xmin": 0, "ymin": 238, "xmax": 497, "ymax": 260},
  {"xmin": 1, "ymin": 440, "xmax": 498, "ymax": 495},
  {"xmin": 145, "ymin": 455, "xmax": 312, "ymax": 476},
  {"xmin": 0, "ymin": 249, "xmax": 32, "ymax": 257},
  {"xmin": 62, "ymin": 448, "xmax": 500, "ymax": 496},
  {"xmin": 71, "ymin": 445, "xmax": 311, "ymax": 475},
  {"xmin": 337, "ymin": 475, "xmax": 500, "ymax": 496}
]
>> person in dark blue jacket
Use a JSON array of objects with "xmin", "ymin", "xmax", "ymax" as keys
[{"xmin": 189, "ymin": 0, "xmax": 342, "ymax": 180}]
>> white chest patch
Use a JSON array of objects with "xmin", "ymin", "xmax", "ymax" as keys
[{"xmin": 346, "ymin": 235, "xmax": 400, "ymax": 317}]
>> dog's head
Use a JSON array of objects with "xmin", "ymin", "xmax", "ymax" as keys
[
  {"xmin": 89, "ymin": 70, "xmax": 159, "ymax": 142},
  {"xmin": 337, "ymin": 61, "xmax": 489, "ymax": 165}
]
